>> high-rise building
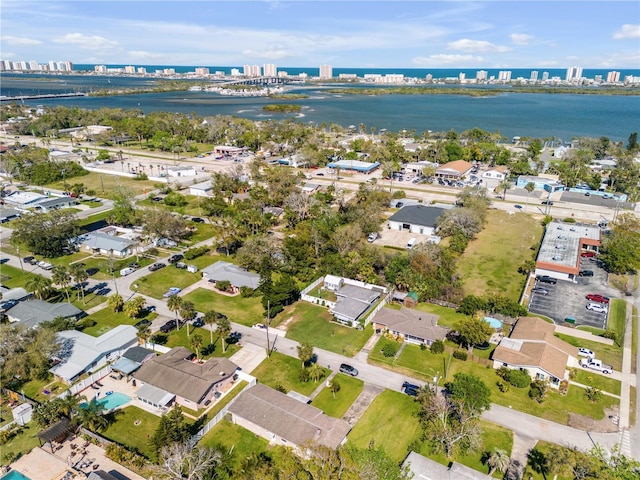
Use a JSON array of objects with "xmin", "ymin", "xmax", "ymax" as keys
[
  {"xmin": 137, "ymin": 67, "xmax": 147, "ymax": 74},
  {"xmin": 475, "ymin": 70, "xmax": 488, "ymax": 81},
  {"xmin": 319, "ymin": 64, "xmax": 333, "ymax": 79},
  {"xmin": 263, "ymin": 63, "xmax": 276, "ymax": 76},
  {"xmin": 195, "ymin": 67, "xmax": 210, "ymax": 75},
  {"xmin": 530, "ymin": 70, "xmax": 538, "ymax": 81},
  {"xmin": 498, "ymin": 70, "xmax": 512, "ymax": 82},
  {"xmin": 124, "ymin": 65, "xmax": 136, "ymax": 74},
  {"xmin": 607, "ymin": 71, "xmax": 620, "ymax": 83},
  {"xmin": 542, "ymin": 71, "xmax": 549, "ymax": 82},
  {"xmin": 230, "ymin": 68, "xmax": 241, "ymax": 76},
  {"xmin": 565, "ymin": 66, "xmax": 583, "ymax": 82}
]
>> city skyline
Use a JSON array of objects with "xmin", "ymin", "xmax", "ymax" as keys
[{"xmin": 1, "ymin": 1, "xmax": 639, "ymax": 69}]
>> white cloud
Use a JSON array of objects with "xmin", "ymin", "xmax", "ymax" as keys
[
  {"xmin": 412, "ymin": 54, "xmax": 484, "ymax": 67},
  {"xmin": 510, "ymin": 33, "xmax": 534, "ymax": 45},
  {"xmin": 448, "ymin": 39, "xmax": 511, "ymax": 53},
  {"xmin": 613, "ymin": 24, "xmax": 640, "ymax": 40},
  {"xmin": 54, "ymin": 33, "xmax": 118, "ymax": 50},
  {"xmin": 127, "ymin": 50, "xmax": 167, "ymax": 60},
  {"xmin": 1, "ymin": 35, "xmax": 42, "ymax": 46},
  {"xmin": 242, "ymin": 45, "xmax": 292, "ymax": 60}
]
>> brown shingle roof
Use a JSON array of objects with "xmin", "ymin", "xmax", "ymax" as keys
[
  {"xmin": 436, "ymin": 160, "xmax": 473, "ymax": 174},
  {"xmin": 228, "ymin": 383, "xmax": 351, "ymax": 449},
  {"xmin": 373, "ymin": 307, "xmax": 448, "ymax": 342},
  {"xmin": 133, "ymin": 347, "xmax": 237, "ymax": 403}
]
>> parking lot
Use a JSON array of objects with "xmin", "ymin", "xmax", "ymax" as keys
[{"xmin": 528, "ymin": 258, "xmax": 619, "ymax": 328}]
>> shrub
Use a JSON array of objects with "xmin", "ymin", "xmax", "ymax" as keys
[
  {"xmin": 392, "ymin": 190, "xmax": 406, "ymax": 199},
  {"xmin": 216, "ymin": 280, "xmax": 231, "ymax": 292},
  {"xmin": 75, "ymin": 318, "xmax": 97, "ymax": 331},
  {"xmin": 496, "ymin": 366, "xmax": 510, "ymax": 379},
  {"xmin": 274, "ymin": 383, "xmax": 287, "ymax": 394},
  {"xmin": 150, "ymin": 333, "xmax": 168, "ymax": 345},
  {"xmin": 430, "ymin": 339, "xmax": 445, "ymax": 354},
  {"xmin": 497, "ymin": 380, "xmax": 510, "ymax": 393},
  {"xmin": 382, "ymin": 342, "xmax": 400, "ymax": 358},
  {"xmin": 146, "ymin": 247, "xmax": 159, "ymax": 256},
  {"xmin": 542, "ymin": 215, "xmax": 553, "ymax": 226},
  {"xmin": 239, "ymin": 286, "xmax": 255, "ymax": 297},
  {"xmin": 453, "ymin": 350, "xmax": 468, "ymax": 361},
  {"xmin": 507, "ymin": 369, "xmax": 531, "ymax": 388},
  {"xmin": 134, "ymin": 172, "xmax": 148, "ymax": 181},
  {"xmin": 298, "ymin": 368, "xmax": 310, "ymax": 383},
  {"xmin": 559, "ymin": 380, "xmax": 569, "ymax": 396},
  {"xmin": 420, "ymin": 343, "xmax": 427, "ymax": 351},
  {"xmin": 563, "ymin": 217, "xmax": 576, "ymax": 223},
  {"xmin": 164, "ymin": 192, "xmax": 187, "ymax": 206},
  {"xmin": 528, "ymin": 380, "xmax": 548, "ymax": 403},
  {"xmin": 601, "ymin": 330, "xmax": 618, "ymax": 342},
  {"xmin": 568, "ymin": 368, "xmax": 577, "ymax": 380},
  {"xmin": 585, "ymin": 387, "xmax": 602, "ymax": 402},
  {"xmin": 184, "ymin": 246, "xmax": 210, "ymax": 260}
]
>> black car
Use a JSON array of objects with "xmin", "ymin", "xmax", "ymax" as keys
[
  {"xmin": 135, "ymin": 319, "xmax": 152, "ymax": 328},
  {"xmin": 191, "ymin": 217, "xmax": 205, "ymax": 223},
  {"xmin": 128, "ymin": 262, "xmax": 140, "ymax": 269},
  {"xmin": 149, "ymin": 262, "xmax": 166, "ymax": 271},
  {"xmin": 541, "ymin": 200, "xmax": 554, "ymax": 205},
  {"xmin": 536, "ymin": 275, "xmax": 557, "ymax": 285},
  {"xmin": 86, "ymin": 267, "xmax": 99, "ymax": 276},
  {"xmin": 168, "ymin": 254, "xmax": 184, "ymax": 264},
  {"xmin": 160, "ymin": 320, "xmax": 178, "ymax": 333},
  {"xmin": 192, "ymin": 317, "xmax": 204, "ymax": 327},
  {"xmin": 402, "ymin": 381, "xmax": 419, "ymax": 397},
  {"xmin": 339, "ymin": 363, "xmax": 359, "ymax": 377},
  {"xmin": 23, "ymin": 256, "xmax": 37, "ymax": 265},
  {"xmin": 579, "ymin": 270, "xmax": 594, "ymax": 277}
]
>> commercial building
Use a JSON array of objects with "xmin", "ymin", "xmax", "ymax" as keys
[
  {"xmin": 566, "ymin": 66, "xmax": 583, "ymax": 82},
  {"xmin": 435, "ymin": 160, "xmax": 473, "ymax": 180},
  {"xmin": 388, "ymin": 205, "xmax": 446, "ymax": 236},
  {"xmin": 263, "ymin": 63, "xmax": 277, "ymax": 77},
  {"xmin": 319, "ymin": 64, "xmax": 333, "ymax": 79}
]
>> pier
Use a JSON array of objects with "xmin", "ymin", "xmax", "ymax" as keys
[{"xmin": 0, "ymin": 92, "xmax": 88, "ymax": 102}]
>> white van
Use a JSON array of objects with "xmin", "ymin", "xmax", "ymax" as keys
[
  {"xmin": 120, "ymin": 267, "xmax": 135, "ymax": 276},
  {"xmin": 407, "ymin": 238, "xmax": 417, "ymax": 250}
]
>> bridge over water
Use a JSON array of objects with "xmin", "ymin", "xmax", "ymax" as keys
[
  {"xmin": 0, "ymin": 92, "xmax": 88, "ymax": 102},
  {"xmin": 220, "ymin": 76, "xmax": 304, "ymax": 87}
]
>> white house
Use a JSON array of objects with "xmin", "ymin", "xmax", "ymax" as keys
[
  {"xmin": 388, "ymin": 205, "xmax": 446, "ymax": 236},
  {"xmin": 323, "ymin": 275, "xmax": 344, "ymax": 292},
  {"xmin": 481, "ymin": 166, "xmax": 508, "ymax": 180},
  {"xmin": 167, "ymin": 165, "xmax": 197, "ymax": 178},
  {"xmin": 189, "ymin": 180, "xmax": 214, "ymax": 197}
]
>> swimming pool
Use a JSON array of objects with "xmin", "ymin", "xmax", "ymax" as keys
[
  {"xmin": 81, "ymin": 392, "xmax": 132, "ymax": 410},
  {"xmin": 484, "ymin": 317, "xmax": 503, "ymax": 329},
  {"xmin": 1, "ymin": 471, "xmax": 32, "ymax": 480}
]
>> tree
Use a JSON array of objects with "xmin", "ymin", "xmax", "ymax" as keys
[
  {"xmin": 11, "ymin": 210, "xmax": 79, "ymax": 257},
  {"xmin": 329, "ymin": 378, "xmax": 341, "ymax": 399},
  {"xmin": 156, "ymin": 442, "xmax": 222, "ymax": 480},
  {"xmin": 150, "ymin": 406, "xmax": 191, "ymax": 456},
  {"xmin": 309, "ymin": 363, "xmax": 325, "ymax": 383},
  {"xmin": 25, "ymin": 275, "xmax": 53, "ymax": 300},
  {"xmin": 487, "ymin": 448, "xmax": 511, "ymax": 476},
  {"xmin": 446, "ymin": 373, "xmax": 492, "ymax": 416},
  {"xmin": 179, "ymin": 300, "xmax": 196, "ymax": 336},
  {"xmin": 167, "ymin": 294, "xmax": 183, "ymax": 325},
  {"xmin": 108, "ymin": 293, "xmax": 124, "ymax": 313},
  {"xmin": 109, "ymin": 186, "xmax": 137, "ymax": 226},
  {"xmin": 51, "ymin": 265, "xmax": 72, "ymax": 303},
  {"xmin": 524, "ymin": 181, "xmax": 535, "ymax": 212},
  {"xmin": 497, "ymin": 179, "xmax": 510, "ymax": 200},
  {"xmin": 456, "ymin": 315, "xmax": 494, "ymax": 351},
  {"xmin": 216, "ymin": 316, "xmax": 232, "ymax": 353},
  {"xmin": 143, "ymin": 208, "xmax": 190, "ymax": 244},
  {"xmin": 76, "ymin": 398, "xmax": 108, "ymax": 432},
  {"xmin": 69, "ymin": 263, "xmax": 88, "ymax": 304},
  {"xmin": 123, "ymin": 296, "xmax": 146, "ymax": 318},
  {"xmin": 203, "ymin": 310, "xmax": 217, "ymax": 344},
  {"xmin": 190, "ymin": 333, "xmax": 204, "ymax": 360},
  {"xmin": 58, "ymin": 392, "xmax": 84, "ymax": 419},
  {"xmin": 297, "ymin": 342, "xmax": 314, "ymax": 369},
  {"xmin": 137, "ymin": 324, "xmax": 151, "ymax": 346},
  {"xmin": 600, "ymin": 213, "xmax": 640, "ymax": 274}
]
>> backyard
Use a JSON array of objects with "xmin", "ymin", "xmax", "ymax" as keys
[
  {"xmin": 284, "ymin": 302, "xmax": 373, "ymax": 356},
  {"xmin": 183, "ymin": 287, "xmax": 264, "ymax": 326},
  {"xmin": 457, "ymin": 209, "xmax": 543, "ymax": 301},
  {"xmin": 46, "ymin": 172, "xmax": 157, "ymax": 198},
  {"xmin": 251, "ymin": 352, "xmax": 329, "ymax": 397},
  {"xmin": 135, "ymin": 254, "xmax": 218, "ymax": 298},
  {"xmin": 81, "ymin": 306, "xmax": 157, "ymax": 336},
  {"xmin": 101, "ymin": 405, "xmax": 161, "ymax": 460},
  {"xmin": 311, "ymin": 373, "xmax": 364, "ymax": 418},
  {"xmin": 159, "ymin": 324, "xmax": 241, "ymax": 359}
]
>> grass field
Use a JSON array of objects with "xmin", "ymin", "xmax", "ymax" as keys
[
  {"xmin": 184, "ymin": 287, "xmax": 264, "ymax": 326},
  {"xmin": 457, "ymin": 209, "xmax": 543, "ymax": 301},
  {"xmin": 311, "ymin": 373, "xmax": 364, "ymax": 418},
  {"xmin": 0, "ymin": 264, "xmax": 36, "ymax": 289},
  {"xmin": 0, "ymin": 422, "xmax": 40, "ymax": 465},
  {"xmin": 572, "ymin": 369, "xmax": 621, "ymax": 395},
  {"xmin": 199, "ymin": 419, "xmax": 270, "ymax": 471},
  {"xmin": 81, "ymin": 307, "xmax": 158, "ymax": 336},
  {"xmin": 522, "ymin": 441, "xmax": 573, "ymax": 480},
  {"xmin": 135, "ymin": 254, "xmax": 218, "ymax": 298},
  {"xmin": 162, "ymin": 324, "xmax": 241, "ymax": 359},
  {"xmin": 284, "ymin": 302, "xmax": 373, "ymax": 356},
  {"xmin": 46, "ymin": 171, "xmax": 157, "ymax": 198},
  {"xmin": 555, "ymin": 333, "xmax": 623, "ymax": 371},
  {"xmin": 137, "ymin": 194, "xmax": 210, "ymax": 218},
  {"xmin": 608, "ymin": 299, "xmax": 627, "ymax": 347},
  {"xmin": 252, "ymin": 352, "xmax": 327, "ymax": 396},
  {"xmin": 412, "ymin": 302, "xmax": 470, "ymax": 329},
  {"xmin": 101, "ymin": 406, "xmax": 161, "ymax": 460}
]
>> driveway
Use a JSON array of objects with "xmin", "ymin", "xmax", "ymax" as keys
[{"xmin": 528, "ymin": 259, "xmax": 618, "ymax": 328}]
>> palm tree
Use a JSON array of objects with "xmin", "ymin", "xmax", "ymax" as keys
[
  {"xmin": 25, "ymin": 275, "xmax": 53, "ymax": 300},
  {"xmin": 76, "ymin": 399, "xmax": 108, "ymax": 432},
  {"xmin": 179, "ymin": 301, "xmax": 195, "ymax": 336},
  {"xmin": 216, "ymin": 316, "xmax": 231, "ymax": 353},
  {"xmin": 137, "ymin": 324, "xmax": 151, "ymax": 346},
  {"xmin": 190, "ymin": 333, "xmax": 204, "ymax": 360},
  {"xmin": 108, "ymin": 293, "xmax": 124, "ymax": 313},
  {"xmin": 309, "ymin": 363, "xmax": 325, "ymax": 383},
  {"xmin": 167, "ymin": 295, "xmax": 183, "ymax": 330},
  {"xmin": 203, "ymin": 310, "xmax": 217, "ymax": 344},
  {"xmin": 487, "ymin": 448, "xmax": 511, "ymax": 476},
  {"xmin": 497, "ymin": 179, "xmax": 510, "ymax": 200},
  {"xmin": 524, "ymin": 181, "xmax": 535, "ymax": 212},
  {"xmin": 69, "ymin": 263, "xmax": 88, "ymax": 304},
  {"xmin": 52, "ymin": 265, "xmax": 72, "ymax": 303},
  {"xmin": 58, "ymin": 392, "xmax": 84, "ymax": 419}
]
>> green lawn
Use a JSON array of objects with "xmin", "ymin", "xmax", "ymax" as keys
[
  {"xmin": 572, "ymin": 369, "xmax": 621, "ymax": 395},
  {"xmin": 47, "ymin": 171, "xmax": 157, "ymax": 198},
  {"xmin": 608, "ymin": 299, "xmax": 626, "ymax": 347},
  {"xmin": 17, "ymin": 376, "xmax": 66, "ymax": 403},
  {"xmin": 412, "ymin": 302, "xmax": 470, "ymax": 330},
  {"xmin": 555, "ymin": 333, "xmax": 623, "ymax": 371},
  {"xmin": 101, "ymin": 406, "xmax": 161, "ymax": 460},
  {"xmin": 252, "ymin": 352, "xmax": 326, "ymax": 396},
  {"xmin": 0, "ymin": 264, "xmax": 34, "ymax": 289},
  {"xmin": 457, "ymin": 209, "xmax": 543, "ymax": 301},
  {"xmin": 81, "ymin": 307, "xmax": 158, "ymax": 336},
  {"xmin": 522, "ymin": 441, "xmax": 573, "ymax": 480},
  {"xmin": 348, "ymin": 389, "xmax": 422, "ymax": 462},
  {"xmin": 78, "ymin": 210, "xmax": 112, "ymax": 230},
  {"xmin": 285, "ymin": 302, "xmax": 373, "ymax": 357},
  {"xmin": 369, "ymin": 340, "xmax": 618, "ymax": 424},
  {"xmin": 311, "ymin": 373, "xmax": 364, "ymax": 418},
  {"xmin": 137, "ymin": 194, "xmax": 210, "ymax": 218},
  {"xmin": 161, "ymin": 324, "xmax": 241, "ymax": 359},
  {"xmin": 135, "ymin": 254, "xmax": 218, "ymax": 298},
  {"xmin": 183, "ymin": 287, "xmax": 264, "ymax": 326},
  {"xmin": 198, "ymin": 419, "xmax": 270, "ymax": 471},
  {"xmin": 0, "ymin": 422, "xmax": 40, "ymax": 466}
]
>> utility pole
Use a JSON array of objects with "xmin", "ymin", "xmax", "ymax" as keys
[{"xmin": 265, "ymin": 300, "xmax": 271, "ymax": 357}]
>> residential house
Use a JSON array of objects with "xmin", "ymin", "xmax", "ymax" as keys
[
  {"xmin": 388, "ymin": 205, "xmax": 446, "ymax": 236},
  {"xmin": 189, "ymin": 180, "xmax": 214, "ymax": 197},
  {"xmin": 51, "ymin": 325, "xmax": 138, "ymax": 384},
  {"xmin": 0, "ymin": 206, "xmax": 22, "ymax": 223},
  {"xmin": 435, "ymin": 160, "xmax": 473, "ymax": 180},
  {"xmin": 201, "ymin": 261, "xmax": 261, "ymax": 291},
  {"xmin": 32, "ymin": 196, "xmax": 77, "ymax": 212},
  {"xmin": 133, "ymin": 347, "xmax": 239, "ymax": 410},
  {"xmin": 228, "ymin": 383, "xmax": 351, "ymax": 451},
  {"xmin": 109, "ymin": 346, "xmax": 156, "ymax": 377},
  {"xmin": 0, "ymin": 286, "xmax": 31, "ymax": 304},
  {"xmin": 492, "ymin": 316, "xmax": 580, "ymax": 388},
  {"xmin": 4, "ymin": 191, "xmax": 48, "ymax": 209},
  {"xmin": 403, "ymin": 451, "xmax": 492, "ymax": 480},
  {"xmin": 167, "ymin": 165, "xmax": 197, "ymax": 178},
  {"xmin": 74, "ymin": 228, "xmax": 139, "ymax": 258},
  {"xmin": 372, "ymin": 307, "xmax": 448, "ymax": 346},
  {"xmin": 6, "ymin": 300, "xmax": 84, "ymax": 329},
  {"xmin": 331, "ymin": 283, "xmax": 382, "ymax": 327},
  {"xmin": 481, "ymin": 166, "xmax": 508, "ymax": 180}
]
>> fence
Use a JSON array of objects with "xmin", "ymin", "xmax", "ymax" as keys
[
  {"xmin": 63, "ymin": 365, "xmax": 112, "ymax": 398},
  {"xmin": 189, "ymin": 372, "xmax": 257, "ymax": 446}
]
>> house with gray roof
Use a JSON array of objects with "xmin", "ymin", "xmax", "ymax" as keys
[
  {"xmin": 189, "ymin": 180, "xmax": 214, "ymax": 197},
  {"xmin": 331, "ymin": 283, "xmax": 382, "ymax": 327},
  {"xmin": 109, "ymin": 346, "xmax": 156, "ymax": 376},
  {"xmin": 75, "ymin": 231, "xmax": 137, "ymax": 257},
  {"xmin": 201, "ymin": 261, "xmax": 261, "ymax": 290},
  {"xmin": 4, "ymin": 191, "xmax": 48, "ymax": 208},
  {"xmin": 372, "ymin": 307, "xmax": 448, "ymax": 346},
  {"xmin": 32, "ymin": 196, "xmax": 77, "ymax": 212},
  {"xmin": 133, "ymin": 347, "xmax": 238, "ymax": 410},
  {"xmin": 228, "ymin": 383, "xmax": 351, "ymax": 451},
  {"xmin": 403, "ymin": 451, "xmax": 492, "ymax": 480},
  {"xmin": 0, "ymin": 206, "xmax": 21, "ymax": 223},
  {"xmin": 50, "ymin": 325, "xmax": 138, "ymax": 384},
  {"xmin": 388, "ymin": 205, "xmax": 446, "ymax": 236},
  {"xmin": 0, "ymin": 286, "xmax": 31, "ymax": 303},
  {"xmin": 6, "ymin": 300, "xmax": 84, "ymax": 329}
]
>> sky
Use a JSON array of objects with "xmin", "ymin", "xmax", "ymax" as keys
[{"xmin": 1, "ymin": 1, "xmax": 639, "ymax": 69}]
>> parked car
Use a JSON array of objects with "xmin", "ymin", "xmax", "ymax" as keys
[
  {"xmin": 23, "ymin": 256, "xmax": 36, "ymax": 265},
  {"xmin": 581, "ymin": 251, "xmax": 597, "ymax": 258},
  {"xmin": 191, "ymin": 217, "xmax": 205, "ymax": 223},
  {"xmin": 514, "ymin": 205, "xmax": 523, "ymax": 210},
  {"xmin": 580, "ymin": 358, "xmax": 612, "ymax": 374},
  {"xmin": 192, "ymin": 317, "xmax": 204, "ymax": 327},
  {"xmin": 541, "ymin": 200, "xmax": 554, "ymax": 205},
  {"xmin": 163, "ymin": 287, "xmax": 182, "ymax": 298},
  {"xmin": 149, "ymin": 262, "xmax": 166, "ymax": 271},
  {"xmin": 402, "ymin": 381, "xmax": 420, "ymax": 397},
  {"xmin": 578, "ymin": 347, "xmax": 595, "ymax": 358},
  {"xmin": 128, "ymin": 262, "xmax": 140, "ymax": 269},
  {"xmin": 531, "ymin": 287, "xmax": 549, "ymax": 295},
  {"xmin": 160, "ymin": 320, "xmax": 178, "ymax": 333},
  {"xmin": 120, "ymin": 267, "xmax": 136, "ymax": 276},
  {"xmin": 579, "ymin": 270, "xmax": 594, "ymax": 277},
  {"xmin": 135, "ymin": 319, "xmax": 152, "ymax": 328},
  {"xmin": 586, "ymin": 294, "xmax": 609, "ymax": 304},
  {"xmin": 339, "ymin": 363, "xmax": 358, "ymax": 377},
  {"xmin": 536, "ymin": 275, "xmax": 557, "ymax": 285},
  {"xmin": 584, "ymin": 191, "xmax": 591, "ymax": 196},
  {"xmin": 175, "ymin": 261, "xmax": 187, "ymax": 269},
  {"xmin": 168, "ymin": 254, "xmax": 184, "ymax": 264},
  {"xmin": 367, "ymin": 232, "xmax": 379, "ymax": 243},
  {"xmin": 38, "ymin": 261, "xmax": 54, "ymax": 271},
  {"xmin": 586, "ymin": 303, "xmax": 607, "ymax": 313},
  {"xmin": 253, "ymin": 323, "xmax": 267, "ymax": 329}
]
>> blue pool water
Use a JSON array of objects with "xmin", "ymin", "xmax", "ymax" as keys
[
  {"xmin": 484, "ymin": 317, "xmax": 503, "ymax": 329},
  {"xmin": 2, "ymin": 471, "xmax": 32, "ymax": 480},
  {"xmin": 81, "ymin": 392, "xmax": 132, "ymax": 410}
]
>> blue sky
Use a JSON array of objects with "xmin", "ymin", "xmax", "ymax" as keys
[{"xmin": 1, "ymin": 1, "xmax": 639, "ymax": 68}]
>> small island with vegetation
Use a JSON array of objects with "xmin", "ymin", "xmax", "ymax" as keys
[
  {"xmin": 262, "ymin": 104, "xmax": 302, "ymax": 112},
  {"xmin": 268, "ymin": 93, "xmax": 308, "ymax": 99}
]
